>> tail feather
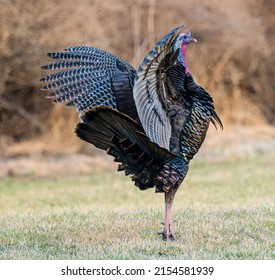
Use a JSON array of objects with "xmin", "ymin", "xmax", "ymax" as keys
[
  {"xmin": 76, "ymin": 123, "xmax": 113, "ymax": 151},
  {"xmin": 211, "ymin": 110, "xmax": 223, "ymax": 130},
  {"xmin": 75, "ymin": 106, "xmax": 175, "ymax": 190}
]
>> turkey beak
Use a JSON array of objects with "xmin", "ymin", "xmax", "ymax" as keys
[{"xmin": 188, "ymin": 32, "xmax": 197, "ymax": 43}]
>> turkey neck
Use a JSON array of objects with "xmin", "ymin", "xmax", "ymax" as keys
[{"xmin": 180, "ymin": 44, "xmax": 189, "ymax": 74}]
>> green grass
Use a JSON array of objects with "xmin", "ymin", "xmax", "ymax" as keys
[{"xmin": 0, "ymin": 153, "xmax": 274, "ymax": 259}]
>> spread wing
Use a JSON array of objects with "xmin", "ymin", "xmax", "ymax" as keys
[
  {"xmin": 41, "ymin": 46, "xmax": 137, "ymax": 117},
  {"xmin": 133, "ymin": 25, "xmax": 186, "ymax": 150}
]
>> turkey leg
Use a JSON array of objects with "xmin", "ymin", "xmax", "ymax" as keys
[{"xmin": 162, "ymin": 188, "xmax": 178, "ymax": 241}]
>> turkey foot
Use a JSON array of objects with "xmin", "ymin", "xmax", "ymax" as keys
[{"xmin": 162, "ymin": 216, "xmax": 175, "ymax": 241}]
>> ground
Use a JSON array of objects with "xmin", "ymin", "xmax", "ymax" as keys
[{"xmin": 0, "ymin": 127, "xmax": 274, "ymax": 259}]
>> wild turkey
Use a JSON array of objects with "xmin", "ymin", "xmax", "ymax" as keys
[{"xmin": 41, "ymin": 25, "xmax": 223, "ymax": 241}]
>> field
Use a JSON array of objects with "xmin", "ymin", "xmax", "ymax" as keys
[
  {"xmin": 0, "ymin": 0, "xmax": 275, "ymax": 263},
  {"xmin": 0, "ymin": 152, "xmax": 274, "ymax": 260}
]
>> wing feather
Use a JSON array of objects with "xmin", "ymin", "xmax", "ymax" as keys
[
  {"xmin": 41, "ymin": 46, "xmax": 136, "ymax": 115},
  {"xmin": 133, "ymin": 25, "xmax": 186, "ymax": 150}
]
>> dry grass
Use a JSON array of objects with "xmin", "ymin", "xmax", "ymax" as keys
[{"xmin": 0, "ymin": 0, "xmax": 275, "ymax": 155}]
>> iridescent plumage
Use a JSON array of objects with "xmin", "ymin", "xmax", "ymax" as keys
[{"xmin": 41, "ymin": 25, "xmax": 222, "ymax": 240}]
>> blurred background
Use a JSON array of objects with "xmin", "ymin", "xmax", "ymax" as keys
[{"xmin": 0, "ymin": 0, "xmax": 274, "ymax": 176}]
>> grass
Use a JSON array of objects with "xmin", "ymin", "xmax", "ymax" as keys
[{"xmin": 0, "ymin": 153, "xmax": 274, "ymax": 259}]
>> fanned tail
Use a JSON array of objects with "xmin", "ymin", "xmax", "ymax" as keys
[{"xmin": 75, "ymin": 107, "xmax": 176, "ymax": 190}]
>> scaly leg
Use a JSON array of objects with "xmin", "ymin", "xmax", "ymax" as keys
[{"xmin": 162, "ymin": 188, "xmax": 178, "ymax": 241}]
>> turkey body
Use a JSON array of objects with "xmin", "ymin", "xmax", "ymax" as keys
[{"xmin": 41, "ymin": 26, "xmax": 222, "ymax": 240}]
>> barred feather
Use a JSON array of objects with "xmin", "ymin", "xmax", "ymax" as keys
[
  {"xmin": 41, "ymin": 45, "xmax": 136, "ymax": 114},
  {"xmin": 53, "ymin": 79, "xmax": 110, "ymax": 104},
  {"xmin": 70, "ymin": 85, "xmax": 117, "ymax": 111},
  {"xmin": 41, "ymin": 26, "xmax": 223, "ymax": 194},
  {"xmin": 41, "ymin": 60, "xmax": 94, "ymax": 71},
  {"xmin": 133, "ymin": 25, "xmax": 186, "ymax": 150},
  {"xmin": 44, "ymin": 74, "xmax": 109, "ymax": 96},
  {"xmin": 64, "ymin": 46, "xmax": 135, "ymax": 70},
  {"xmin": 41, "ymin": 67, "xmax": 116, "ymax": 84},
  {"xmin": 47, "ymin": 51, "xmax": 101, "ymax": 62}
]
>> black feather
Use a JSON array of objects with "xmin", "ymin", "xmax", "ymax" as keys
[
  {"xmin": 75, "ymin": 107, "xmax": 175, "ymax": 190},
  {"xmin": 41, "ymin": 26, "xmax": 224, "ymax": 240}
]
